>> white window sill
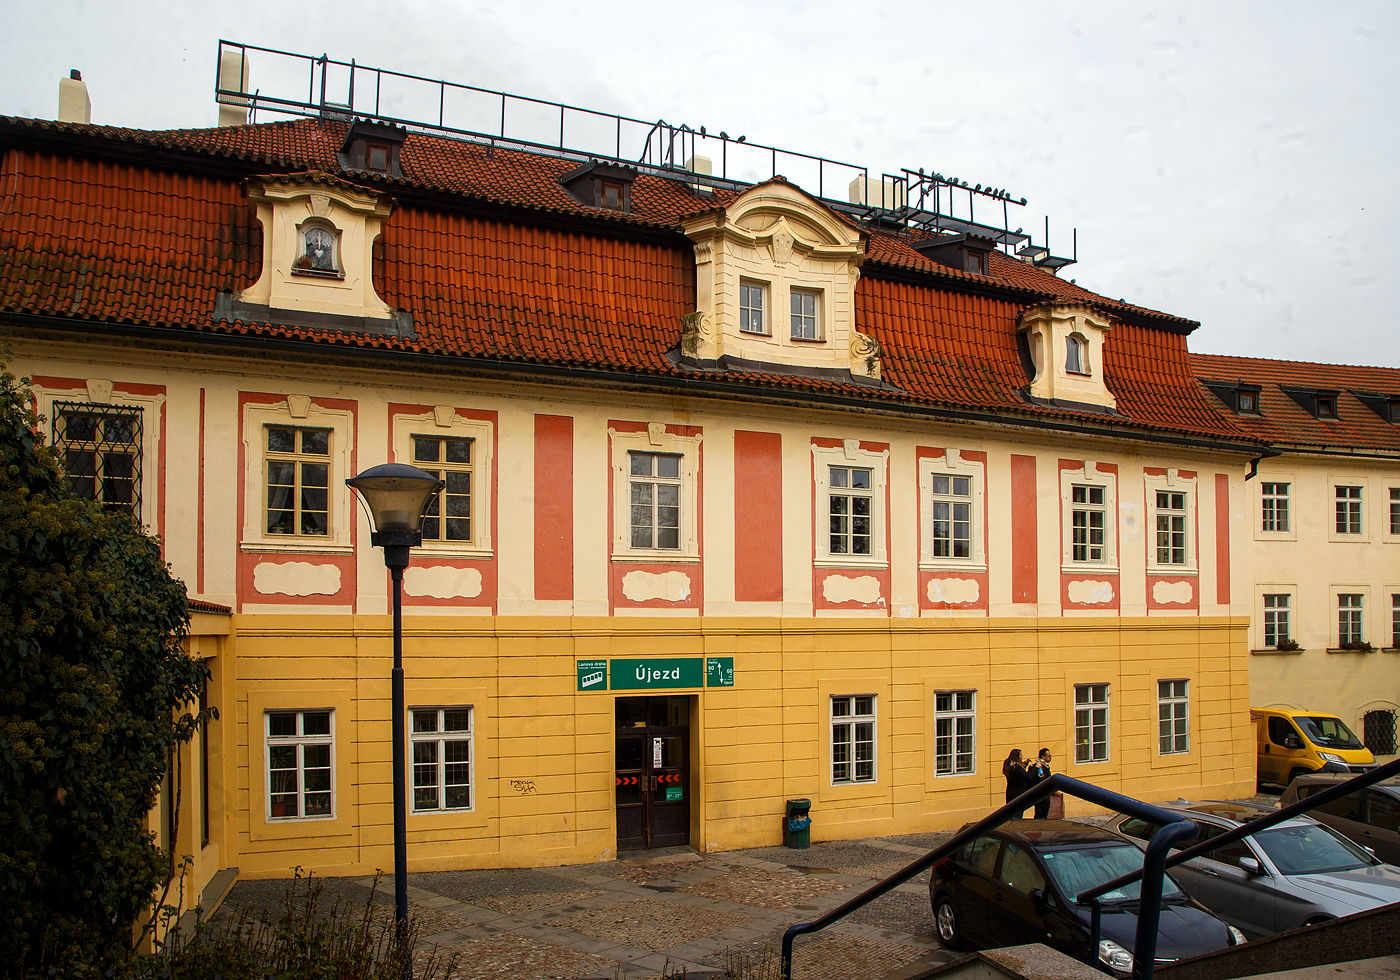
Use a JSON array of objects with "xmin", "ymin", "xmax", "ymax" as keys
[
  {"xmin": 241, "ymin": 540, "xmax": 354, "ymax": 555},
  {"xmin": 920, "ymin": 561, "xmax": 988, "ymax": 574},
  {"xmin": 610, "ymin": 553, "xmax": 701, "ymax": 564},
  {"xmin": 1059, "ymin": 564, "xmax": 1120, "ymax": 575},
  {"xmin": 815, "ymin": 558, "xmax": 888, "ymax": 570},
  {"xmin": 410, "ymin": 808, "xmax": 476, "ymax": 816},
  {"xmin": 1146, "ymin": 566, "xmax": 1198, "ymax": 576},
  {"xmin": 266, "ymin": 814, "xmax": 336, "ymax": 822},
  {"xmin": 416, "ymin": 546, "xmax": 495, "ymax": 561}
]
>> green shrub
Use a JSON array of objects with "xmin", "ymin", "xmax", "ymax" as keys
[{"xmin": 0, "ymin": 361, "xmax": 206, "ymax": 975}]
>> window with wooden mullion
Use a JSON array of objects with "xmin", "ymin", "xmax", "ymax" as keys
[
  {"xmin": 629, "ymin": 453, "xmax": 681, "ymax": 550},
  {"xmin": 413, "ymin": 436, "xmax": 473, "ymax": 542},
  {"xmin": 829, "ymin": 466, "xmax": 872, "ymax": 556},
  {"xmin": 266, "ymin": 427, "xmax": 330, "ymax": 536}
]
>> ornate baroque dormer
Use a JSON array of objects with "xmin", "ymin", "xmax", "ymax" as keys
[
  {"xmin": 1017, "ymin": 304, "xmax": 1117, "ymax": 409},
  {"xmin": 679, "ymin": 180, "xmax": 878, "ymax": 380},
  {"xmin": 224, "ymin": 172, "xmax": 412, "ymax": 338}
]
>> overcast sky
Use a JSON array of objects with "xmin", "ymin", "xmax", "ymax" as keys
[{"xmin": 3, "ymin": 1, "xmax": 1396, "ymax": 367}]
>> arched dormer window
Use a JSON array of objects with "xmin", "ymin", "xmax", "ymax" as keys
[
  {"xmin": 1066, "ymin": 333, "xmax": 1089, "ymax": 375},
  {"xmin": 293, "ymin": 222, "xmax": 341, "ymax": 277}
]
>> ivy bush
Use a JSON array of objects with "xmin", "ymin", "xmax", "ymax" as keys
[{"xmin": 0, "ymin": 362, "xmax": 206, "ymax": 976}]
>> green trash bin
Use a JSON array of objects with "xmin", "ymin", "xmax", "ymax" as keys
[{"xmin": 784, "ymin": 798, "xmax": 812, "ymax": 849}]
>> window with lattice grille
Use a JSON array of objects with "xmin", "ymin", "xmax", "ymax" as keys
[
  {"xmin": 1363, "ymin": 709, "xmax": 1397, "ymax": 757},
  {"xmin": 52, "ymin": 402, "xmax": 142, "ymax": 517}
]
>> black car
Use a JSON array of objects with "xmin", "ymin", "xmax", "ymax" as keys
[{"xmin": 930, "ymin": 821, "xmax": 1246, "ymax": 975}]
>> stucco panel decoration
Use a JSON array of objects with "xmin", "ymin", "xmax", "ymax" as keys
[
  {"xmin": 254, "ymin": 561, "xmax": 342, "ymax": 596},
  {"xmin": 622, "ymin": 570, "xmax": 692, "ymax": 602},
  {"xmin": 927, "ymin": 577, "xmax": 979, "ymax": 605},
  {"xmin": 823, "ymin": 574, "xmax": 883, "ymax": 605},
  {"xmin": 1119, "ymin": 502, "xmax": 1143, "ymax": 541},
  {"xmin": 1152, "ymin": 581, "xmax": 1194, "ymax": 604},
  {"xmin": 404, "ymin": 565, "xmax": 483, "ymax": 599},
  {"xmin": 1068, "ymin": 580, "xmax": 1116, "ymax": 604}
]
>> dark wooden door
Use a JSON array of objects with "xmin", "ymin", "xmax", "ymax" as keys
[{"xmin": 615, "ymin": 696, "xmax": 690, "ymax": 851}]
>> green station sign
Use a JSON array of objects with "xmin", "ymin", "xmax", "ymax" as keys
[{"xmin": 575, "ymin": 656, "xmax": 738, "ymax": 691}]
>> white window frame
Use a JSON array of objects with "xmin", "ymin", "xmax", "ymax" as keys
[
  {"xmin": 790, "ymin": 287, "xmax": 822, "ymax": 341},
  {"xmin": 1391, "ymin": 592, "xmax": 1400, "ymax": 649},
  {"xmin": 1262, "ymin": 592, "xmax": 1293, "ymax": 648},
  {"xmin": 1338, "ymin": 592, "xmax": 1365, "ymax": 646},
  {"xmin": 1060, "ymin": 463, "xmax": 1117, "ymax": 571},
  {"xmin": 264, "ymin": 425, "xmax": 333, "ymax": 539},
  {"xmin": 293, "ymin": 218, "xmax": 342, "ymax": 277},
  {"xmin": 1260, "ymin": 482, "xmax": 1291, "ymax": 533},
  {"xmin": 409, "ymin": 706, "xmax": 474, "ymax": 814},
  {"xmin": 831, "ymin": 695, "xmax": 877, "ymax": 785},
  {"xmin": 1074, "ymin": 683, "xmax": 1110, "ymax": 764},
  {"xmin": 609, "ymin": 425, "xmax": 701, "ymax": 561},
  {"xmin": 1065, "ymin": 332, "xmax": 1089, "ymax": 375},
  {"xmin": 1157, "ymin": 679, "xmax": 1189, "ymax": 755},
  {"xmin": 265, "ymin": 709, "xmax": 335, "ymax": 821},
  {"xmin": 934, "ymin": 690, "xmax": 976, "ymax": 776},
  {"xmin": 813, "ymin": 441, "xmax": 888, "ymax": 568},
  {"xmin": 1145, "ymin": 471, "xmax": 1197, "ymax": 573},
  {"xmin": 394, "ymin": 410, "xmax": 495, "ymax": 558},
  {"xmin": 739, "ymin": 280, "xmax": 768, "ymax": 335},
  {"xmin": 1335, "ymin": 484, "xmax": 1364, "ymax": 537},
  {"xmin": 242, "ymin": 398, "xmax": 354, "ymax": 553},
  {"xmin": 1385, "ymin": 486, "xmax": 1400, "ymax": 542},
  {"xmin": 920, "ymin": 452, "xmax": 986, "ymax": 570}
]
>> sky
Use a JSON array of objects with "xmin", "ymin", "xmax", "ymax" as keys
[{"xmin": 2, "ymin": 0, "xmax": 1397, "ymax": 367}]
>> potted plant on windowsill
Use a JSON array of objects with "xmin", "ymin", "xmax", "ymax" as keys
[
  {"xmin": 1274, "ymin": 639, "xmax": 1301, "ymax": 652},
  {"xmin": 1337, "ymin": 640, "xmax": 1375, "ymax": 652},
  {"xmin": 270, "ymin": 802, "xmax": 289, "ymax": 818}
]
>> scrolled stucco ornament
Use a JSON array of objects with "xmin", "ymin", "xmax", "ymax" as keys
[{"xmin": 849, "ymin": 329, "xmax": 883, "ymax": 380}]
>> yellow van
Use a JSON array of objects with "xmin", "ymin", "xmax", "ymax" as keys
[{"xmin": 1254, "ymin": 707, "xmax": 1377, "ymax": 787}]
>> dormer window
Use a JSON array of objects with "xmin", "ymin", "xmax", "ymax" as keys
[
  {"xmin": 913, "ymin": 233, "xmax": 996, "ymax": 277},
  {"xmin": 1317, "ymin": 395, "xmax": 1336, "ymax": 418},
  {"xmin": 739, "ymin": 281, "xmax": 767, "ymax": 334},
  {"xmin": 791, "ymin": 289, "xmax": 821, "ymax": 341},
  {"xmin": 1351, "ymin": 390, "xmax": 1400, "ymax": 423},
  {"xmin": 1280, "ymin": 386, "xmax": 1341, "ymax": 420},
  {"xmin": 1065, "ymin": 333, "xmax": 1089, "ymax": 375},
  {"xmin": 293, "ymin": 223, "xmax": 341, "ymax": 277},
  {"xmin": 366, "ymin": 142, "xmax": 391, "ymax": 173},
  {"xmin": 1236, "ymin": 390, "xmax": 1257, "ymax": 413},
  {"xmin": 559, "ymin": 162, "xmax": 636, "ymax": 213}
]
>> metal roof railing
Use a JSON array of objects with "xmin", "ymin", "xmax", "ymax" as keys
[{"xmin": 213, "ymin": 40, "xmax": 1076, "ymax": 265}]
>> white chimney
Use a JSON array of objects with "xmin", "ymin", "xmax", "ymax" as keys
[
  {"xmin": 849, "ymin": 176, "xmax": 907, "ymax": 211},
  {"xmin": 58, "ymin": 70, "xmax": 91, "ymax": 124},
  {"xmin": 217, "ymin": 50, "xmax": 251, "ymax": 127}
]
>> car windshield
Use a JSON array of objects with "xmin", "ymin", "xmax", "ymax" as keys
[
  {"xmin": 1253, "ymin": 824, "xmax": 1374, "ymax": 874},
  {"xmin": 1295, "ymin": 716, "xmax": 1364, "ymax": 750},
  {"xmin": 1041, "ymin": 844, "xmax": 1185, "ymax": 904}
]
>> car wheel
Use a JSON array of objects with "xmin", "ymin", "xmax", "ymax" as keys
[
  {"xmin": 1288, "ymin": 768, "xmax": 1311, "ymax": 785},
  {"xmin": 934, "ymin": 895, "xmax": 965, "ymax": 950}
]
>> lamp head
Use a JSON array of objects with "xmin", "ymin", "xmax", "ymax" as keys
[{"xmin": 346, "ymin": 463, "xmax": 444, "ymax": 564}]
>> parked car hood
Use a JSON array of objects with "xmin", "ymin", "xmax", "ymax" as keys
[
  {"xmin": 1289, "ymin": 864, "xmax": 1400, "ymax": 909},
  {"xmin": 1082, "ymin": 901, "xmax": 1231, "ymax": 960}
]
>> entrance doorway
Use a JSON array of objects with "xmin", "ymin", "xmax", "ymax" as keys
[{"xmin": 615, "ymin": 695, "xmax": 690, "ymax": 851}]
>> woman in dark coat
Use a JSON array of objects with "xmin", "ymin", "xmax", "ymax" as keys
[{"xmin": 1002, "ymin": 748, "xmax": 1029, "ymax": 817}]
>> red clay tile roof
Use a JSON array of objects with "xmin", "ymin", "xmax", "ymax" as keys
[
  {"xmin": 0, "ymin": 117, "xmax": 1257, "ymax": 445},
  {"xmin": 1190, "ymin": 353, "xmax": 1400, "ymax": 453},
  {"xmin": 189, "ymin": 598, "xmax": 232, "ymax": 615}
]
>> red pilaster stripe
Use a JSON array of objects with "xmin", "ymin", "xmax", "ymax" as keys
[
  {"xmin": 534, "ymin": 414, "xmax": 574, "ymax": 601},
  {"xmin": 1215, "ymin": 473, "xmax": 1231, "ymax": 606},
  {"xmin": 1011, "ymin": 455, "xmax": 1038, "ymax": 604},
  {"xmin": 734, "ymin": 430, "xmax": 783, "ymax": 602}
]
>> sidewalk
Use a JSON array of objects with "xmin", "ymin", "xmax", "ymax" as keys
[{"xmin": 216, "ymin": 832, "xmax": 962, "ymax": 980}]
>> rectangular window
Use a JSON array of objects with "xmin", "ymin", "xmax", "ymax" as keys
[
  {"xmin": 1390, "ymin": 487, "xmax": 1399, "ymax": 535},
  {"xmin": 52, "ymin": 402, "xmax": 143, "ymax": 517},
  {"xmin": 739, "ymin": 282, "xmax": 766, "ymax": 334},
  {"xmin": 1263, "ymin": 594, "xmax": 1291, "ymax": 648},
  {"xmin": 1338, "ymin": 594, "xmax": 1364, "ymax": 646},
  {"xmin": 266, "ymin": 426, "xmax": 330, "ymax": 536},
  {"xmin": 410, "ymin": 707, "xmax": 473, "ymax": 812},
  {"xmin": 1071, "ymin": 485, "xmax": 1106, "ymax": 562},
  {"xmin": 790, "ymin": 289, "xmax": 819, "ymax": 340},
  {"xmin": 1074, "ymin": 684, "xmax": 1109, "ymax": 763},
  {"xmin": 831, "ymin": 696, "xmax": 876, "ymax": 784},
  {"xmin": 266, "ymin": 710, "xmax": 333, "ymax": 819},
  {"xmin": 931, "ymin": 475, "xmax": 972, "ymax": 559},
  {"xmin": 413, "ymin": 435, "xmax": 473, "ymax": 542},
  {"xmin": 1336, "ymin": 486, "xmax": 1363, "ymax": 534},
  {"xmin": 1261, "ymin": 482, "xmax": 1290, "ymax": 532},
  {"xmin": 829, "ymin": 466, "xmax": 873, "ymax": 556},
  {"xmin": 1392, "ymin": 594, "xmax": 1399, "ymax": 649},
  {"xmin": 629, "ymin": 453, "xmax": 681, "ymax": 550},
  {"xmin": 1155, "ymin": 491, "xmax": 1188, "ymax": 565},
  {"xmin": 1158, "ymin": 679, "xmax": 1189, "ymax": 755},
  {"xmin": 934, "ymin": 691, "xmax": 975, "ymax": 775}
]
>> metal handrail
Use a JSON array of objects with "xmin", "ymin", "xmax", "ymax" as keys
[
  {"xmin": 780, "ymin": 774, "xmax": 1197, "ymax": 980},
  {"xmin": 1079, "ymin": 756, "xmax": 1400, "ymax": 903}
]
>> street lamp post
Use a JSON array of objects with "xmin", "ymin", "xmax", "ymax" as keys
[{"xmin": 346, "ymin": 462, "xmax": 445, "ymax": 970}]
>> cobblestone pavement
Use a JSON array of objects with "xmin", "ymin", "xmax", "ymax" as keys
[
  {"xmin": 215, "ymin": 796, "xmax": 1277, "ymax": 980},
  {"xmin": 217, "ymin": 832, "xmax": 959, "ymax": 980}
]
